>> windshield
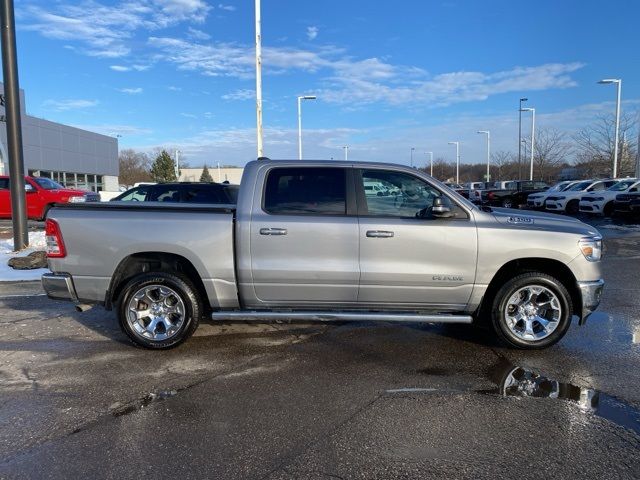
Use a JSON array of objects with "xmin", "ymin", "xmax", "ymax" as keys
[
  {"xmin": 548, "ymin": 182, "xmax": 570, "ymax": 192},
  {"xmin": 33, "ymin": 177, "xmax": 65, "ymax": 190},
  {"xmin": 608, "ymin": 180, "xmax": 636, "ymax": 191},
  {"xmin": 567, "ymin": 181, "xmax": 592, "ymax": 191}
]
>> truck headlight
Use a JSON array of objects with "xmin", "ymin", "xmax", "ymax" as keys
[
  {"xmin": 579, "ymin": 237, "xmax": 602, "ymax": 262},
  {"xmin": 68, "ymin": 195, "xmax": 86, "ymax": 203}
]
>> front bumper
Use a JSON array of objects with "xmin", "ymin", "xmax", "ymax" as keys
[
  {"xmin": 42, "ymin": 272, "xmax": 78, "ymax": 302},
  {"xmin": 577, "ymin": 279, "xmax": 605, "ymax": 325}
]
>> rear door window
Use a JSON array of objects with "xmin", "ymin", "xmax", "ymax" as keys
[
  {"xmin": 148, "ymin": 186, "xmax": 181, "ymax": 202},
  {"xmin": 264, "ymin": 167, "xmax": 346, "ymax": 215}
]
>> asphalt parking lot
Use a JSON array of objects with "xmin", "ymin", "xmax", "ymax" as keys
[{"xmin": 1, "ymin": 217, "xmax": 640, "ymax": 479}]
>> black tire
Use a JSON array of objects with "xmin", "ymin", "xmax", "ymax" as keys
[
  {"xmin": 501, "ymin": 198, "xmax": 513, "ymax": 208},
  {"xmin": 603, "ymin": 201, "xmax": 614, "ymax": 217},
  {"xmin": 490, "ymin": 272, "xmax": 572, "ymax": 349},
  {"xmin": 117, "ymin": 272, "xmax": 202, "ymax": 349},
  {"xmin": 566, "ymin": 200, "xmax": 579, "ymax": 215}
]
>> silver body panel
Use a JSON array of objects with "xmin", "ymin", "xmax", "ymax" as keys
[{"xmin": 45, "ymin": 160, "xmax": 604, "ymax": 324}]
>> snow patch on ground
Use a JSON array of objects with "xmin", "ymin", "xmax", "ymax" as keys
[{"xmin": 0, "ymin": 231, "xmax": 50, "ymax": 282}]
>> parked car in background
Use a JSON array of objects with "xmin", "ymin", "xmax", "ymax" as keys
[
  {"xmin": 579, "ymin": 179, "xmax": 639, "ymax": 216},
  {"xmin": 480, "ymin": 180, "xmax": 549, "ymax": 208},
  {"xmin": 526, "ymin": 181, "xmax": 579, "ymax": 210},
  {"xmin": 112, "ymin": 182, "xmax": 239, "ymax": 204},
  {"xmin": 546, "ymin": 179, "xmax": 619, "ymax": 215},
  {"xmin": 614, "ymin": 190, "xmax": 640, "ymax": 217},
  {"xmin": 0, "ymin": 176, "xmax": 99, "ymax": 220},
  {"xmin": 491, "ymin": 181, "xmax": 517, "ymax": 190}
]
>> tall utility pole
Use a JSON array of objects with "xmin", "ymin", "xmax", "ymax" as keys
[
  {"xmin": 297, "ymin": 95, "xmax": 316, "ymax": 160},
  {"xmin": 521, "ymin": 108, "xmax": 536, "ymax": 180},
  {"xmin": 410, "ymin": 147, "xmax": 415, "ymax": 168},
  {"xmin": 636, "ymin": 112, "xmax": 640, "ymax": 178},
  {"xmin": 255, "ymin": 0, "xmax": 264, "ymax": 158},
  {"xmin": 174, "ymin": 149, "xmax": 180, "ymax": 179},
  {"xmin": 598, "ymin": 79, "xmax": 622, "ymax": 177},
  {"xmin": 426, "ymin": 151, "xmax": 433, "ymax": 176},
  {"xmin": 518, "ymin": 97, "xmax": 527, "ymax": 179},
  {"xmin": 1, "ymin": 0, "xmax": 28, "ymax": 250},
  {"xmin": 343, "ymin": 145, "xmax": 348, "ymax": 160},
  {"xmin": 448, "ymin": 141, "xmax": 460, "ymax": 183},
  {"xmin": 477, "ymin": 131, "xmax": 490, "ymax": 182}
]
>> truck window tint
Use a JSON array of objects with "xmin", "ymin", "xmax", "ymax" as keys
[
  {"xmin": 0, "ymin": 179, "xmax": 8, "ymax": 190},
  {"xmin": 360, "ymin": 170, "xmax": 443, "ymax": 218},
  {"xmin": 118, "ymin": 186, "xmax": 149, "ymax": 201},
  {"xmin": 264, "ymin": 168, "xmax": 346, "ymax": 215}
]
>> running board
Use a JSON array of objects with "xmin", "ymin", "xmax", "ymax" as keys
[{"xmin": 210, "ymin": 311, "xmax": 473, "ymax": 324}]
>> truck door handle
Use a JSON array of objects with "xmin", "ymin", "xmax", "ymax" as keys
[
  {"xmin": 366, "ymin": 230, "xmax": 394, "ymax": 238},
  {"xmin": 260, "ymin": 227, "xmax": 288, "ymax": 236}
]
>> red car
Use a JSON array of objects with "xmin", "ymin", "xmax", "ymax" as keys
[{"xmin": 0, "ymin": 176, "xmax": 100, "ymax": 220}]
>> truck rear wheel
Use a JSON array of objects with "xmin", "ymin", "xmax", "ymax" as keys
[
  {"xmin": 490, "ymin": 272, "xmax": 572, "ymax": 349},
  {"xmin": 117, "ymin": 272, "xmax": 201, "ymax": 349}
]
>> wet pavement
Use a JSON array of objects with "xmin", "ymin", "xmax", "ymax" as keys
[{"xmin": 1, "ymin": 223, "xmax": 640, "ymax": 479}]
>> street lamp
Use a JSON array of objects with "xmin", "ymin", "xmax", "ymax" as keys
[
  {"xmin": 448, "ymin": 141, "xmax": 460, "ymax": 183},
  {"xmin": 598, "ymin": 78, "xmax": 622, "ymax": 178},
  {"xmin": 520, "ymin": 108, "xmax": 535, "ymax": 180},
  {"xmin": 297, "ymin": 95, "xmax": 316, "ymax": 160},
  {"xmin": 175, "ymin": 149, "xmax": 181, "ymax": 180},
  {"xmin": 410, "ymin": 147, "xmax": 415, "ymax": 167},
  {"xmin": 518, "ymin": 97, "xmax": 528, "ymax": 178},
  {"xmin": 255, "ymin": 0, "xmax": 263, "ymax": 158},
  {"xmin": 477, "ymin": 131, "xmax": 490, "ymax": 182},
  {"xmin": 343, "ymin": 145, "xmax": 349, "ymax": 160},
  {"xmin": 425, "ymin": 151, "xmax": 433, "ymax": 176}
]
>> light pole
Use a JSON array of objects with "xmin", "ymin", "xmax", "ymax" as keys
[
  {"xmin": 477, "ymin": 131, "xmax": 490, "ymax": 182},
  {"xmin": 518, "ymin": 97, "xmax": 527, "ymax": 179},
  {"xmin": 426, "ymin": 151, "xmax": 433, "ymax": 176},
  {"xmin": 520, "ymin": 107, "xmax": 535, "ymax": 180},
  {"xmin": 343, "ymin": 145, "xmax": 349, "ymax": 160},
  {"xmin": 598, "ymin": 79, "xmax": 622, "ymax": 177},
  {"xmin": 255, "ymin": 0, "xmax": 264, "ymax": 158},
  {"xmin": 448, "ymin": 141, "xmax": 460, "ymax": 183},
  {"xmin": 297, "ymin": 95, "xmax": 316, "ymax": 160},
  {"xmin": 410, "ymin": 147, "xmax": 415, "ymax": 167},
  {"xmin": 174, "ymin": 149, "xmax": 180, "ymax": 180}
]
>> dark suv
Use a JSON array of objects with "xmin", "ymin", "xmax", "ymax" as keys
[{"xmin": 112, "ymin": 182, "xmax": 239, "ymax": 204}]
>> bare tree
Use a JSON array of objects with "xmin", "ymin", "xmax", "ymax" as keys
[
  {"xmin": 118, "ymin": 149, "xmax": 152, "ymax": 187},
  {"xmin": 574, "ymin": 112, "xmax": 638, "ymax": 177},
  {"xmin": 491, "ymin": 151, "xmax": 518, "ymax": 180},
  {"xmin": 523, "ymin": 127, "xmax": 572, "ymax": 182}
]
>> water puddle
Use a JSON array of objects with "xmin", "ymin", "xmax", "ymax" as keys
[
  {"xmin": 110, "ymin": 390, "xmax": 178, "ymax": 417},
  {"xmin": 484, "ymin": 360, "xmax": 640, "ymax": 436}
]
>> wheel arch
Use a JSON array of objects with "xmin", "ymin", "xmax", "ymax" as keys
[
  {"xmin": 106, "ymin": 252, "xmax": 209, "ymax": 312},
  {"xmin": 478, "ymin": 257, "xmax": 581, "ymax": 319}
]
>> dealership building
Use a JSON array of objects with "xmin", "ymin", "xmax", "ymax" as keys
[{"xmin": 0, "ymin": 83, "xmax": 118, "ymax": 192}]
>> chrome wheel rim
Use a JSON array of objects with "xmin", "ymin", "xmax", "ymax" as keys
[
  {"xmin": 504, "ymin": 284, "xmax": 562, "ymax": 342},
  {"xmin": 127, "ymin": 285, "xmax": 186, "ymax": 341}
]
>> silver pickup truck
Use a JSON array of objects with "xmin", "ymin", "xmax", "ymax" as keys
[{"xmin": 42, "ymin": 159, "xmax": 604, "ymax": 350}]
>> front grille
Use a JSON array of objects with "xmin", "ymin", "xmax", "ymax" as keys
[
  {"xmin": 580, "ymin": 205, "xmax": 594, "ymax": 211},
  {"xmin": 546, "ymin": 196, "xmax": 560, "ymax": 201},
  {"xmin": 580, "ymin": 196, "xmax": 594, "ymax": 202},
  {"xmin": 85, "ymin": 194, "xmax": 100, "ymax": 202}
]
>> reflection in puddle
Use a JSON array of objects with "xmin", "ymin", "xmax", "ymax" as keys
[{"xmin": 486, "ymin": 360, "xmax": 640, "ymax": 436}]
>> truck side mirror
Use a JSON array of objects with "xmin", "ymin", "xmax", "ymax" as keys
[{"xmin": 431, "ymin": 196, "xmax": 454, "ymax": 219}]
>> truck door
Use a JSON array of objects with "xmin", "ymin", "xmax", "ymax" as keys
[
  {"xmin": 356, "ymin": 168, "xmax": 478, "ymax": 310},
  {"xmin": 249, "ymin": 166, "xmax": 359, "ymax": 305}
]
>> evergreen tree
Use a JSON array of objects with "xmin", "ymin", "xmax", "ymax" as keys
[
  {"xmin": 200, "ymin": 164, "xmax": 214, "ymax": 182},
  {"xmin": 150, "ymin": 150, "xmax": 177, "ymax": 182}
]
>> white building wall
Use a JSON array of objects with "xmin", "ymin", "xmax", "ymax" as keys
[{"xmin": 179, "ymin": 167, "xmax": 244, "ymax": 184}]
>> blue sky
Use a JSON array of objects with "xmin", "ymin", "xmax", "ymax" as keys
[{"xmin": 14, "ymin": 0, "xmax": 640, "ymax": 167}]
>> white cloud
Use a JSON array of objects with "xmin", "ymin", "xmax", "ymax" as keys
[
  {"xmin": 167, "ymin": 85, "xmax": 183, "ymax": 91},
  {"xmin": 306, "ymin": 26, "xmax": 319, "ymax": 40},
  {"xmin": 118, "ymin": 87, "xmax": 143, "ymax": 94},
  {"xmin": 42, "ymin": 99, "xmax": 99, "ymax": 111},
  {"xmin": 110, "ymin": 65, "xmax": 130, "ymax": 72},
  {"xmin": 187, "ymin": 27, "xmax": 211, "ymax": 41},
  {"xmin": 218, "ymin": 4, "xmax": 236, "ymax": 11},
  {"xmin": 180, "ymin": 112, "xmax": 198, "ymax": 118},
  {"xmin": 23, "ymin": 1, "xmax": 212, "ymax": 58},
  {"xmin": 221, "ymin": 89, "xmax": 254, "ymax": 101}
]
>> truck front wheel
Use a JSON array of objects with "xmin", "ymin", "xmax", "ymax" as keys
[
  {"xmin": 490, "ymin": 272, "xmax": 572, "ymax": 349},
  {"xmin": 118, "ymin": 272, "xmax": 201, "ymax": 349}
]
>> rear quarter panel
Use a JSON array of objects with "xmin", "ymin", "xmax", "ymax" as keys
[{"xmin": 47, "ymin": 206, "xmax": 239, "ymax": 308}]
